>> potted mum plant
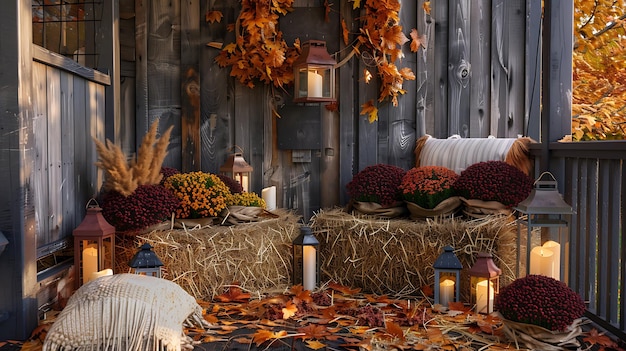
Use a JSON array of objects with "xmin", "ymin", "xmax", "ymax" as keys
[
  {"xmin": 399, "ymin": 166, "xmax": 461, "ymax": 219},
  {"xmin": 346, "ymin": 164, "xmax": 407, "ymax": 217},
  {"xmin": 453, "ymin": 161, "xmax": 533, "ymax": 217},
  {"xmin": 495, "ymin": 274, "xmax": 586, "ymax": 350}
]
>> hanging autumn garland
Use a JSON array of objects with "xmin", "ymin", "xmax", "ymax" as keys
[
  {"xmin": 212, "ymin": 0, "xmax": 425, "ymax": 122},
  {"xmin": 214, "ymin": 0, "xmax": 299, "ymax": 90}
]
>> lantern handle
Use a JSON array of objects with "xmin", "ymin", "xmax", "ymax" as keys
[
  {"xmin": 85, "ymin": 198, "xmax": 100, "ymax": 209},
  {"xmin": 535, "ymin": 171, "xmax": 557, "ymax": 184},
  {"xmin": 229, "ymin": 145, "xmax": 245, "ymax": 155}
]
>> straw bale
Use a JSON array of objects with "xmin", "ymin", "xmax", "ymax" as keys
[
  {"xmin": 310, "ymin": 208, "xmax": 518, "ymax": 299},
  {"xmin": 116, "ymin": 210, "xmax": 300, "ymax": 301}
]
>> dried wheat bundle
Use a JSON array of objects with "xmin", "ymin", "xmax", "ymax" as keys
[
  {"xmin": 117, "ymin": 210, "xmax": 300, "ymax": 300},
  {"xmin": 43, "ymin": 274, "xmax": 207, "ymax": 351},
  {"xmin": 310, "ymin": 208, "xmax": 517, "ymax": 299}
]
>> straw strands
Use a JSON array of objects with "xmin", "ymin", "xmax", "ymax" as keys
[
  {"xmin": 117, "ymin": 210, "xmax": 300, "ymax": 301},
  {"xmin": 310, "ymin": 208, "xmax": 517, "ymax": 299}
]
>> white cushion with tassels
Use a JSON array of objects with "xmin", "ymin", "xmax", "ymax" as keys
[{"xmin": 43, "ymin": 273, "xmax": 208, "ymax": 351}]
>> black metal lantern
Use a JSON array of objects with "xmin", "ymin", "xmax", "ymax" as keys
[
  {"xmin": 515, "ymin": 172, "xmax": 573, "ymax": 282},
  {"xmin": 73, "ymin": 199, "xmax": 115, "ymax": 289},
  {"xmin": 468, "ymin": 252, "xmax": 501, "ymax": 314},
  {"xmin": 292, "ymin": 226, "xmax": 320, "ymax": 291},
  {"xmin": 129, "ymin": 243, "xmax": 164, "ymax": 278},
  {"xmin": 293, "ymin": 40, "xmax": 336, "ymax": 103},
  {"xmin": 219, "ymin": 150, "xmax": 253, "ymax": 192},
  {"xmin": 433, "ymin": 246, "xmax": 462, "ymax": 307}
]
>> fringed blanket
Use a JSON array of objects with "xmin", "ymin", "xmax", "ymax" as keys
[{"xmin": 43, "ymin": 274, "xmax": 207, "ymax": 351}]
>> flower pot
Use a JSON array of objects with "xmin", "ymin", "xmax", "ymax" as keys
[
  {"xmin": 351, "ymin": 201, "xmax": 408, "ymax": 218},
  {"xmin": 460, "ymin": 197, "xmax": 512, "ymax": 218},
  {"xmin": 405, "ymin": 196, "xmax": 461, "ymax": 219},
  {"xmin": 497, "ymin": 312, "xmax": 583, "ymax": 350}
]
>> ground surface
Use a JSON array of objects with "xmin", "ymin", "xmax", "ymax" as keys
[{"xmin": 1, "ymin": 283, "xmax": 624, "ymax": 351}]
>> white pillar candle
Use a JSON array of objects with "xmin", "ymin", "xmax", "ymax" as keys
[
  {"xmin": 89, "ymin": 268, "xmax": 113, "ymax": 282},
  {"xmin": 530, "ymin": 246, "xmax": 555, "ymax": 277},
  {"xmin": 82, "ymin": 244, "xmax": 99, "ymax": 285},
  {"xmin": 308, "ymin": 70, "xmax": 323, "ymax": 98},
  {"xmin": 476, "ymin": 280, "xmax": 494, "ymax": 314},
  {"xmin": 262, "ymin": 186, "xmax": 277, "ymax": 210},
  {"xmin": 303, "ymin": 245, "xmax": 317, "ymax": 291},
  {"xmin": 542, "ymin": 240, "xmax": 561, "ymax": 279},
  {"xmin": 439, "ymin": 279, "xmax": 455, "ymax": 306}
]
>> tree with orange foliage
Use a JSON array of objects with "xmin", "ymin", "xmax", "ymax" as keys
[{"xmin": 572, "ymin": 0, "xmax": 626, "ymax": 140}]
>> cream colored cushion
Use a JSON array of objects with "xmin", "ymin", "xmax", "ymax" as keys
[{"xmin": 43, "ymin": 273, "xmax": 206, "ymax": 351}]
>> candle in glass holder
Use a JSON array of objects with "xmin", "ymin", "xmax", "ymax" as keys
[{"xmin": 476, "ymin": 280, "xmax": 494, "ymax": 313}]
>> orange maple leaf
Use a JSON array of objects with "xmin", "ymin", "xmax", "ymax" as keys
[
  {"xmin": 252, "ymin": 329, "xmax": 289, "ymax": 346},
  {"xmin": 205, "ymin": 10, "xmax": 223, "ymax": 23},
  {"xmin": 291, "ymin": 285, "xmax": 314, "ymax": 304},
  {"xmin": 352, "ymin": 0, "xmax": 361, "ymax": 9},
  {"xmin": 328, "ymin": 282, "xmax": 361, "ymax": 295},
  {"xmin": 423, "ymin": 1, "xmax": 431, "ymax": 15},
  {"xmin": 583, "ymin": 328, "xmax": 618, "ymax": 348},
  {"xmin": 297, "ymin": 324, "xmax": 331, "ymax": 339},
  {"xmin": 380, "ymin": 25, "xmax": 408, "ymax": 51},
  {"xmin": 305, "ymin": 340, "xmax": 326, "ymax": 350},
  {"xmin": 282, "ymin": 300, "xmax": 298, "ymax": 319},
  {"xmin": 213, "ymin": 283, "xmax": 251, "ymax": 303},
  {"xmin": 385, "ymin": 321, "xmax": 405, "ymax": 342},
  {"xmin": 410, "ymin": 28, "xmax": 423, "ymax": 52},
  {"xmin": 360, "ymin": 100, "xmax": 379, "ymax": 123}
]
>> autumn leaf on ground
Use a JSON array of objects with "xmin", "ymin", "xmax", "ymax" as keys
[
  {"xmin": 385, "ymin": 321, "xmax": 405, "ymax": 342},
  {"xmin": 431, "ymin": 304, "xmax": 447, "ymax": 314},
  {"xmin": 252, "ymin": 329, "xmax": 289, "ymax": 346},
  {"xmin": 448, "ymin": 301, "xmax": 471, "ymax": 314},
  {"xmin": 205, "ymin": 10, "xmax": 223, "ymax": 23},
  {"xmin": 305, "ymin": 339, "xmax": 327, "ymax": 350},
  {"xmin": 328, "ymin": 282, "xmax": 361, "ymax": 295},
  {"xmin": 282, "ymin": 300, "xmax": 298, "ymax": 319},
  {"xmin": 297, "ymin": 323, "xmax": 331, "ymax": 339},
  {"xmin": 291, "ymin": 285, "xmax": 314, "ymax": 304},
  {"xmin": 360, "ymin": 100, "xmax": 379, "ymax": 123},
  {"xmin": 426, "ymin": 327, "xmax": 446, "ymax": 343},
  {"xmin": 214, "ymin": 283, "xmax": 251, "ymax": 303},
  {"xmin": 421, "ymin": 284, "xmax": 434, "ymax": 297},
  {"xmin": 583, "ymin": 328, "xmax": 618, "ymax": 348}
]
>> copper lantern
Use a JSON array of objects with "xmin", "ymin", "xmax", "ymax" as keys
[
  {"xmin": 219, "ymin": 151, "xmax": 253, "ymax": 192},
  {"xmin": 468, "ymin": 252, "xmax": 501, "ymax": 314},
  {"xmin": 73, "ymin": 199, "xmax": 115, "ymax": 289},
  {"xmin": 293, "ymin": 40, "xmax": 336, "ymax": 103}
]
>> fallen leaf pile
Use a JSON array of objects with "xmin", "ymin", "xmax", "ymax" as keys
[{"xmin": 6, "ymin": 282, "xmax": 625, "ymax": 351}]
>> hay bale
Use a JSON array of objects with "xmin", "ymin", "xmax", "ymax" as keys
[
  {"xmin": 116, "ymin": 210, "xmax": 300, "ymax": 301},
  {"xmin": 310, "ymin": 208, "xmax": 517, "ymax": 299}
]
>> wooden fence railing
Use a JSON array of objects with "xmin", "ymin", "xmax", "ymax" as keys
[{"xmin": 533, "ymin": 141, "xmax": 626, "ymax": 340}]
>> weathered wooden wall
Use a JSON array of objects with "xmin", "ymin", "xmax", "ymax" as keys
[{"xmin": 120, "ymin": 0, "xmax": 536, "ymax": 218}]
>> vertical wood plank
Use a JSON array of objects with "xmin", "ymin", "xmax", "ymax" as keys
[
  {"xmin": 503, "ymin": 0, "xmax": 525, "ymax": 137},
  {"xmin": 181, "ymin": 0, "xmax": 201, "ymax": 172},
  {"xmin": 135, "ymin": 0, "xmax": 149, "ymax": 149},
  {"xmin": 432, "ymin": 0, "xmax": 448, "ymax": 138},
  {"xmin": 32, "ymin": 62, "xmax": 50, "ymax": 246},
  {"xmin": 60, "ymin": 71, "xmax": 76, "ymax": 238},
  {"xmin": 72, "ymin": 76, "xmax": 88, "ymax": 220},
  {"xmin": 415, "ymin": 0, "xmax": 435, "ymax": 137},
  {"xmin": 47, "ymin": 66, "xmax": 62, "ymax": 244},
  {"xmin": 525, "ymin": 0, "xmax": 541, "ymax": 139},
  {"xmin": 469, "ymin": 0, "xmax": 490, "ymax": 137},
  {"xmin": 447, "ymin": 0, "xmax": 471, "ymax": 137}
]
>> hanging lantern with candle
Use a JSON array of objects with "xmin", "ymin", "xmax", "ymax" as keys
[
  {"xmin": 433, "ymin": 246, "xmax": 462, "ymax": 307},
  {"xmin": 73, "ymin": 199, "xmax": 115, "ymax": 289},
  {"xmin": 129, "ymin": 243, "xmax": 164, "ymax": 278},
  {"xmin": 219, "ymin": 147, "xmax": 253, "ymax": 193},
  {"xmin": 468, "ymin": 252, "xmax": 501, "ymax": 314},
  {"xmin": 515, "ymin": 172, "xmax": 573, "ymax": 282},
  {"xmin": 293, "ymin": 40, "xmax": 336, "ymax": 103},
  {"xmin": 292, "ymin": 226, "xmax": 320, "ymax": 291}
]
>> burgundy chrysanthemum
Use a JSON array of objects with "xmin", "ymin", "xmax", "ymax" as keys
[
  {"xmin": 346, "ymin": 164, "xmax": 406, "ymax": 207},
  {"xmin": 453, "ymin": 161, "xmax": 533, "ymax": 207},
  {"xmin": 495, "ymin": 275, "xmax": 586, "ymax": 331},
  {"xmin": 101, "ymin": 184, "xmax": 179, "ymax": 233}
]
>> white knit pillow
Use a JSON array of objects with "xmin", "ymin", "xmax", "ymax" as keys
[{"xmin": 43, "ymin": 273, "xmax": 207, "ymax": 351}]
